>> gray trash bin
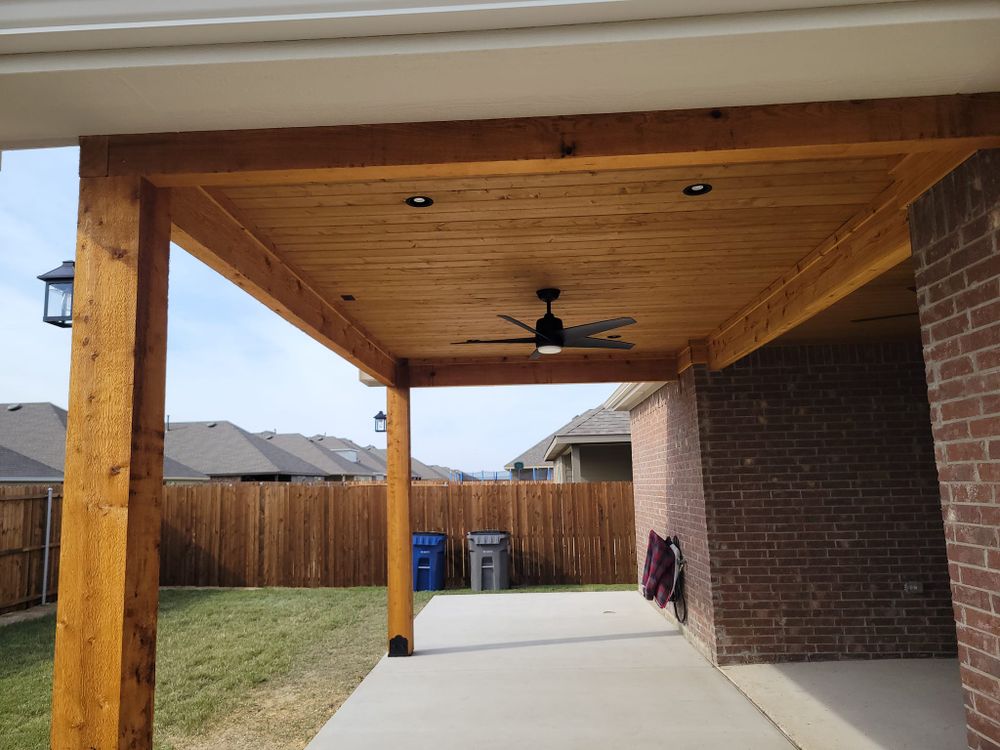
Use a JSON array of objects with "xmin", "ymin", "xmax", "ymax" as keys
[{"xmin": 467, "ymin": 530, "xmax": 511, "ymax": 591}]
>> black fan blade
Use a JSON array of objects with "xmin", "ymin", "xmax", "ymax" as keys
[
  {"xmin": 564, "ymin": 337, "xmax": 635, "ymax": 350},
  {"xmin": 529, "ymin": 349, "xmax": 542, "ymax": 361},
  {"xmin": 562, "ymin": 317, "xmax": 636, "ymax": 341},
  {"xmin": 452, "ymin": 337, "xmax": 536, "ymax": 345},
  {"xmin": 851, "ymin": 312, "xmax": 919, "ymax": 324},
  {"xmin": 498, "ymin": 314, "xmax": 555, "ymax": 342}
]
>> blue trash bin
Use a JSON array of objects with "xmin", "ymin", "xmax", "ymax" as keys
[{"xmin": 412, "ymin": 532, "xmax": 447, "ymax": 591}]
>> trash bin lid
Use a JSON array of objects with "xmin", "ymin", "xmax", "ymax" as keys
[
  {"xmin": 467, "ymin": 529, "xmax": 509, "ymax": 545},
  {"xmin": 413, "ymin": 532, "xmax": 447, "ymax": 546}
]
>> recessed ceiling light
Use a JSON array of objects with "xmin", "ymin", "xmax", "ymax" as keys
[
  {"xmin": 682, "ymin": 183, "xmax": 713, "ymax": 196},
  {"xmin": 341, "ymin": 294, "xmax": 356, "ymax": 301},
  {"xmin": 404, "ymin": 195, "xmax": 433, "ymax": 208}
]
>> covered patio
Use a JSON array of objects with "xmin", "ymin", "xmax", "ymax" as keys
[
  {"xmin": 306, "ymin": 591, "xmax": 965, "ymax": 750},
  {"xmin": 38, "ymin": 92, "xmax": 1000, "ymax": 749},
  {"xmin": 307, "ymin": 591, "xmax": 795, "ymax": 750}
]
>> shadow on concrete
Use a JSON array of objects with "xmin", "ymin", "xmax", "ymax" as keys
[
  {"xmin": 724, "ymin": 658, "xmax": 965, "ymax": 750},
  {"xmin": 416, "ymin": 629, "xmax": 677, "ymax": 656}
]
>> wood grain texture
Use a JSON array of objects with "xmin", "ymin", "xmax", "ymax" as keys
[
  {"xmin": 90, "ymin": 94, "xmax": 1000, "ymax": 187},
  {"xmin": 707, "ymin": 150, "xmax": 975, "ymax": 369},
  {"xmin": 10, "ymin": 481, "xmax": 637, "ymax": 592},
  {"xmin": 407, "ymin": 354, "xmax": 678, "ymax": 388},
  {"xmin": 51, "ymin": 176, "xmax": 170, "ymax": 750},
  {"xmin": 386, "ymin": 383, "xmax": 413, "ymax": 655},
  {"xmin": 0, "ymin": 486, "xmax": 62, "ymax": 613},
  {"xmin": 169, "ymin": 187, "xmax": 398, "ymax": 385}
]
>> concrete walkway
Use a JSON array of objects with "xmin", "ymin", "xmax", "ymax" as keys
[
  {"xmin": 307, "ymin": 592, "xmax": 793, "ymax": 750},
  {"xmin": 723, "ymin": 658, "xmax": 966, "ymax": 750}
]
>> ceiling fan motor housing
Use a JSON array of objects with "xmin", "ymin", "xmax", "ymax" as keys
[{"xmin": 535, "ymin": 313, "xmax": 564, "ymax": 345}]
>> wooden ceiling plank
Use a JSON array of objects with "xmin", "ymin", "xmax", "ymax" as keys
[
  {"xmin": 221, "ymin": 158, "xmax": 898, "ymax": 198},
  {"xmin": 707, "ymin": 149, "xmax": 976, "ymax": 369},
  {"xmin": 225, "ymin": 175, "xmax": 891, "ymax": 211},
  {"xmin": 169, "ymin": 187, "xmax": 399, "ymax": 385},
  {"xmin": 91, "ymin": 94, "xmax": 1000, "ymax": 187}
]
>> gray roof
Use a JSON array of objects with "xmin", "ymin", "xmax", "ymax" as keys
[
  {"xmin": 542, "ymin": 408, "xmax": 631, "ymax": 460},
  {"xmin": 162, "ymin": 457, "xmax": 208, "ymax": 481},
  {"xmin": 0, "ymin": 402, "xmax": 204, "ymax": 481},
  {"xmin": 559, "ymin": 408, "xmax": 631, "ymax": 438},
  {"xmin": 310, "ymin": 435, "xmax": 388, "ymax": 475},
  {"xmin": 0, "ymin": 444, "xmax": 63, "ymax": 481},
  {"xmin": 508, "ymin": 408, "xmax": 632, "ymax": 468},
  {"xmin": 365, "ymin": 447, "xmax": 446, "ymax": 480},
  {"xmin": 429, "ymin": 465, "xmax": 461, "ymax": 481},
  {"xmin": 165, "ymin": 421, "xmax": 327, "ymax": 478},
  {"xmin": 258, "ymin": 433, "xmax": 375, "ymax": 478},
  {"xmin": 505, "ymin": 429, "xmax": 558, "ymax": 470},
  {"xmin": 0, "ymin": 402, "xmax": 67, "ymax": 475}
]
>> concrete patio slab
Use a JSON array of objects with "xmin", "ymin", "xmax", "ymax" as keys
[
  {"xmin": 722, "ymin": 658, "xmax": 966, "ymax": 750},
  {"xmin": 307, "ymin": 591, "xmax": 793, "ymax": 750}
]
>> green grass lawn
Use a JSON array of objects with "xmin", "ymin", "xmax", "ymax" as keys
[{"xmin": 0, "ymin": 584, "xmax": 632, "ymax": 750}]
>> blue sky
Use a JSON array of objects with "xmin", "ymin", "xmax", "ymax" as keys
[{"xmin": 0, "ymin": 147, "xmax": 617, "ymax": 471}]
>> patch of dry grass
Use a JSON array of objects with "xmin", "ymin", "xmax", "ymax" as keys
[{"xmin": 1, "ymin": 584, "xmax": 633, "ymax": 750}]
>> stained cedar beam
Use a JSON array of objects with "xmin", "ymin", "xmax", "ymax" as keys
[
  {"xmin": 51, "ymin": 175, "xmax": 170, "ymax": 749},
  {"xmin": 407, "ymin": 354, "xmax": 677, "ymax": 388},
  {"xmin": 84, "ymin": 94, "xmax": 1000, "ymax": 188},
  {"xmin": 707, "ymin": 149, "xmax": 975, "ymax": 370},
  {"xmin": 386, "ymin": 377, "xmax": 414, "ymax": 657},
  {"xmin": 169, "ymin": 186, "xmax": 398, "ymax": 385}
]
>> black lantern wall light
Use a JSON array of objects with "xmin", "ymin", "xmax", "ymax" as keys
[{"xmin": 37, "ymin": 261, "xmax": 75, "ymax": 328}]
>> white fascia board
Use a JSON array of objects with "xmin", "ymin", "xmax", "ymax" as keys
[
  {"xmin": 0, "ymin": 0, "xmax": 912, "ymax": 54},
  {"xmin": 2, "ymin": 1, "xmax": 999, "ymax": 148},
  {"xmin": 544, "ymin": 433, "xmax": 630, "ymax": 461},
  {"xmin": 604, "ymin": 382, "xmax": 667, "ymax": 411}
]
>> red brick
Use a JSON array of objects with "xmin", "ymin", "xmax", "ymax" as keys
[{"xmin": 908, "ymin": 150, "xmax": 999, "ymax": 749}]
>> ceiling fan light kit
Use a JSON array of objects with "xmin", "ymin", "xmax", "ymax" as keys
[{"xmin": 454, "ymin": 288, "xmax": 637, "ymax": 360}]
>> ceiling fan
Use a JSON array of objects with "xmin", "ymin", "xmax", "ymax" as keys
[
  {"xmin": 453, "ymin": 288, "xmax": 636, "ymax": 360},
  {"xmin": 850, "ymin": 286, "xmax": 919, "ymax": 324}
]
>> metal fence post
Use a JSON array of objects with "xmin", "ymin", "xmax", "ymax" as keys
[{"xmin": 41, "ymin": 486, "xmax": 53, "ymax": 605}]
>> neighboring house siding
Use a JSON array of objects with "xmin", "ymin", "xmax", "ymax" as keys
[{"xmin": 576, "ymin": 444, "xmax": 632, "ymax": 482}]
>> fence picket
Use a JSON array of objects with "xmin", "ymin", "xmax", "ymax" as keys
[{"xmin": 0, "ymin": 481, "xmax": 635, "ymax": 611}]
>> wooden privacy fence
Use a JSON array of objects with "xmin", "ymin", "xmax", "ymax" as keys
[
  {"xmin": 160, "ymin": 481, "xmax": 636, "ymax": 588},
  {"xmin": 0, "ymin": 485, "xmax": 61, "ymax": 614},
  {"xmin": 0, "ymin": 481, "xmax": 635, "ymax": 610}
]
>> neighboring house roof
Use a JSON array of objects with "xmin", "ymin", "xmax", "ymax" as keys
[
  {"xmin": 257, "ymin": 433, "xmax": 375, "ymax": 478},
  {"xmin": 542, "ymin": 408, "xmax": 632, "ymax": 461},
  {"xmin": 162, "ymin": 457, "xmax": 209, "ymax": 481},
  {"xmin": 505, "ymin": 429, "xmax": 558, "ymax": 471},
  {"xmin": 310, "ymin": 435, "xmax": 388, "ymax": 476},
  {"xmin": 0, "ymin": 444, "xmax": 62, "ymax": 482},
  {"xmin": 0, "ymin": 402, "xmax": 68, "ymax": 476},
  {"xmin": 365, "ymin": 447, "xmax": 443, "ymax": 481},
  {"xmin": 165, "ymin": 421, "xmax": 327, "ymax": 478},
  {"xmin": 0, "ymin": 402, "xmax": 205, "ymax": 481},
  {"xmin": 429, "ymin": 465, "xmax": 466, "ymax": 481}
]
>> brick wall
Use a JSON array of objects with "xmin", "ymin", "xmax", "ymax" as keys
[
  {"xmin": 910, "ymin": 149, "xmax": 1000, "ymax": 750},
  {"xmin": 629, "ymin": 387, "xmax": 668, "ymax": 581},
  {"xmin": 697, "ymin": 344, "xmax": 955, "ymax": 665},
  {"xmin": 630, "ymin": 371, "xmax": 717, "ymax": 660},
  {"xmin": 630, "ymin": 342, "xmax": 955, "ymax": 667}
]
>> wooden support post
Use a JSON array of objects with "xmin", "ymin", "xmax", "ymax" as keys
[
  {"xmin": 386, "ymin": 377, "xmax": 413, "ymax": 657},
  {"xmin": 51, "ymin": 175, "xmax": 171, "ymax": 750}
]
